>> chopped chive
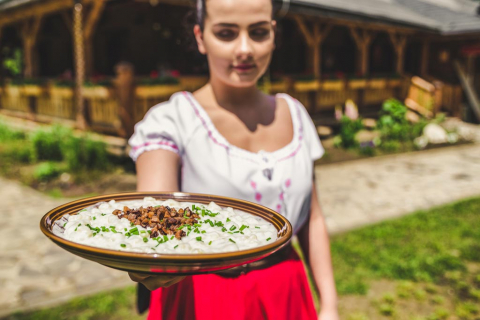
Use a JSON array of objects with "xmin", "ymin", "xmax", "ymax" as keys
[
  {"xmin": 63, "ymin": 222, "xmax": 67, "ymax": 227},
  {"xmin": 239, "ymin": 225, "xmax": 247, "ymax": 231},
  {"xmin": 255, "ymin": 226, "xmax": 260, "ymax": 229},
  {"xmin": 229, "ymin": 225, "xmax": 236, "ymax": 231},
  {"xmin": 221, "ymin": 227, "xmax": 227, "ymax": 232},
  {"xmin": 196, "ymin": 236, "xmax": 202, "ymax": 241},
  {"xmin": 229, "ymin": 238, "xmax": 236, "ymax": 244},
  {"xmin": 147, "ymin": 230, "xmax": 152, "ymax": 234},
  {"xmin": 266, "ymin": 237, "xmax": 271, "ymax": 241},
  {"xmin": 92, "ymin": 217, "xmax": 96, "ymax": 220},
  {"xmin": 226, "ymin": 218, "xmax": 231, "ymax": 222},
  {"xmin": 120, "ymin": 244, "xmax": 126, "ymax": 248},
  {"xmin": 201, "ymin": 230, "xmax": 206, "ymax": 234},
  {"xmin": 101, "ymin": 213, "xmax": 106, "ymax": 216},
  {"xmin": 174, "ymin": 245, "xmax": 178, "ymax": 249},
  {"xmin": 143, "ymin": 237, "xmax": 148, "ymax": 243},
  {"xmin": 209, "ymin": 241, "xmax": 212, "ymax": 245},
  {"xmin": 170, "ymin": 236, "xmax": 174, "ymax": 240}
]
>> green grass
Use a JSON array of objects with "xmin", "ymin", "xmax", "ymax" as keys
[
  {"xmin": 3, "ymin": 287, "xmax": 144, "ymax": 320},
  {"xmin": 3, "ymin": 196, "xmax": 480, "ymax": 319},
  {"xmin": 332, "ymin": 196, "xmax": 480, "ymax": 295}
]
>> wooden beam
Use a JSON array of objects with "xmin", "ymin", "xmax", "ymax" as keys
[
  {"xmin": 349, "ymin": 27, "xmax": 375, "ymax": 76},
  {"xmin": 295, "ymin": 16, "xmax": 334, "ymax": 79},
  {"xmin": 83, "ymin": 0, "xmax": 106, "ymax": 77},
  {"xmin": 84, "ymin": 0, "xmax": 106, "ymax": 40},
  {"xmin": 294, "ymin": 16, "xmax": 313, "ymax": 46},
  {"xmin": 73, "ymin": 2, "xmax": 87, "ymax": 130},
  {"xmin": 421, "ymin": 41, "xmax": 430, "ymax": 77},
  {"xmin": 388, "ymin": 32, "xmax": 407, "ymax": 74},
  {"xmin": 21, "ymin": 15, "xmax": 43, "ymax": 78},
  {"xmin": 61, "ymin": 10, "xmax": 73, "ymax": 34}
]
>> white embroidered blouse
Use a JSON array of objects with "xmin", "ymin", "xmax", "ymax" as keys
[{"xmin": 128, "ymin": 92, "xmax": 324, "ymax": 234}]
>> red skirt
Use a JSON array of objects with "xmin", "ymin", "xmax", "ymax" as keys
[{"xmin": 147, "ymin": 247, "xmax": 317, "ymax": 320}]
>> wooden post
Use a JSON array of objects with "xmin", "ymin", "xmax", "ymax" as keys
[
  {"xmin": 388, "ymin": 32, "xmax": 407, "ymax": 75},
  {"xmin": 83, "ymin": 0, "xmax": 106, "ymax": 77},
  {"xmin": 73, "ymin": 1, "xmax": 87, "ymax": 130},
  {"xmin": 21, "ymin": 16, "xmax": 43, "ymax": 78},
  {"xmin": 294, "ymin": 16, "xmax": 333, "ymax": 79},
  {"xmin": 421, "ymin": 41, "xmax": 429, "ymax": 78},
  {"xmin": 114, "ymin": 62, "xmax": 135, "ymax": 138},
  {"xmin": 349, "ymin": 27, "xmax": 374, "ymax": 76}
]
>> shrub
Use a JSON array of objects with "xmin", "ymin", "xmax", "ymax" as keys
[
  {"xmin": 0, "ymin": 122, "xmax": 25, "ymax": 141},
  {"xmin": 28, "ymin": 125, "xmax": 109, "ymax": 172},
  {"xmin": 34, "ymin": 162, "xmax": 63, "ymax": 182},
  {"xmin": 30, "ymin": 125, "xmax": 71, "ymax": 162},
  {"xmin": 334, "ymin": 116, "xmax": 363, "ymax": 149},
  {"xmin": 377, "ymin": 99, "xmax": 428, "ymax": 147},
  {"xmin": 62, "ymin": 135, "xmax": 108, "ymax": 172}
]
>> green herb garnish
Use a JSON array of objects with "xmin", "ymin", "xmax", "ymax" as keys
[
  {"xmin": 120, "ymin": 244, "xmax": 126, "ymax": 248},
  {"xmin": 229, "ymin": 238, "xmax": 236, "ymax": 244}
]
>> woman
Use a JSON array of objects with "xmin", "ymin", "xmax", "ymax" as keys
[{"xmin": 128, "ymin": 0, "xmax": 339, "ymax": 319}]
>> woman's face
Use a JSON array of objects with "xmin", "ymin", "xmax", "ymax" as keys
[{"xmin": 194, "ymin": 0, "xmax": 275, "ymax": 88}]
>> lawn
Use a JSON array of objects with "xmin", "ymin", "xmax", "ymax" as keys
[{"xmin": 3, "ymin": 196, "xmax": 480, "ymax": 320}]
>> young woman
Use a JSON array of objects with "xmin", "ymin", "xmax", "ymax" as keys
[{"xmin": 128, "ymin": 0, "xmax": 339, "ymax": 319}]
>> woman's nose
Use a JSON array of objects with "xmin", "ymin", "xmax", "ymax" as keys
[{"xmin": 235, "ymin": 32, "xmax": 254, "ymax": 59}]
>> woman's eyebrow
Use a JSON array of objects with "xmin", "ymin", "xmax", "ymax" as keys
[
  {"xmin": 213, "ymin": 21, "xmax": 270, "ymax": 28},
  {"xmin": 249, "ymin": 21, "xmax": 270, "ymax": 28},
  {"xmin": 213, "ymin": 23, "xmax": 239, "ymax": 28}
]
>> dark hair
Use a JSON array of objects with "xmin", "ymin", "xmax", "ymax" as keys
[{"xmin": 194, "ymin": 0, "xmax": 280, "ymax": 31}]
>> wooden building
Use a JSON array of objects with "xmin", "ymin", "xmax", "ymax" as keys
[{"xmin": 0, "ymin": 0, "xmax": 479, "ymax": 136}]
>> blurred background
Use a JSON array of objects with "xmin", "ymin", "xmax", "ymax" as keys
[{"xmin": 0, "ymin": 0, "xmax": 480, "ymax": 319}]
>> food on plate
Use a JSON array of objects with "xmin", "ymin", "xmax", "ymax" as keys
[{"xmin": 57, "ymin": 197, "xmax": 277, "ymax": 254}]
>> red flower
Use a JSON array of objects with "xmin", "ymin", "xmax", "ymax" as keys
[{"xmin": 150, "ymin": 70, "xmax": 159, "ymax": 78}]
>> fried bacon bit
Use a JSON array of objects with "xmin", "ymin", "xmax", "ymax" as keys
[{"xmin": 115, "ymin": 205, "xmax": 199, "ymax": 240}]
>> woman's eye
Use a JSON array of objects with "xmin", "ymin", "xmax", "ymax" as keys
[
  {"xmin": 215, "ymin": 30, "xmax": 237, "ymax": 40},
  {"xmin": 250, "ymin": 29, "xmax": 270, "ymax": 40}
]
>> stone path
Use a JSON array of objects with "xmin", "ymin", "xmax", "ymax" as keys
[
  {"xmin": 1, "ymin": 135, "xmax": 480, "ymax": 317},
  {"xmin": 317, "ymin": 143, "xmax": 480, "ymax": 234}
]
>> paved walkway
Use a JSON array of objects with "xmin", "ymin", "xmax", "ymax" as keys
[{"xmin": 1, "ymin": 137, "xmax": 480, "ymax": 316}]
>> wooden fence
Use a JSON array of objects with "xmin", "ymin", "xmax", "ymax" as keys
[{"xmin": 0, "ymin": 75, "xmax": 461, "ymax": 136}]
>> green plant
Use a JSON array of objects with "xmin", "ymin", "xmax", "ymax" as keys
[
  {"xmin": 137, "ymin": 76, "xmax": 179, "ymax": 86},
  {"xmin": 30, "ymin": 125, "xmax": 71, "ymax": 162},
  {"xmin": 62, "ymin": 135, "xmax": 108, "ymax": 172},
  {"xmin": 0, "ymin": 122, "xmax": 26, "ymax": 141},
  {"xmin": 3, "ymin": 48, "xmax": 22, "ymax": 76},
  {"xmin": 427, "ymin": 308, "xmax": 449, "ymax": 320},
  {"xmin": 378, "ymin": 303, "xmax": 395, "ymax": 316},
  {"xmin": 334, "ymin": 116, "xmax": 363, "ymax": 149},
  {"xmin": 376, "ymin": 99, "xmax": 428, "ymax": 148},
  {"xmin": 34, "ymin": 162, "xmax": 62, "ymax": 182}
]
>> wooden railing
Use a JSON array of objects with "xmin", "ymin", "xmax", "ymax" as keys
[{"xmin": 0, "ymin": 75, "xmax": 462, "ymax": 136}]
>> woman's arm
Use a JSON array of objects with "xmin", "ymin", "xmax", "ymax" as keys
[
  {"xmin": 129, "ymin": 149, "xmax": 186, "ymax": 290},
  {"xmin": 298, "ymin": 182, "xmax": 339, "ymax": 319},
  {"xmin": 136, "ymin": 149, "xmax": 181, "ymax": 192}
]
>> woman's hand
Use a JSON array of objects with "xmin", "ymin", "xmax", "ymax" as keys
[
  {"xmin": 318, "ymin": 308, "xmax": 340, "ymax": 320},
  {"xmin": 129, "ymin": 272, "xmax": 186, "ymax": 291}
]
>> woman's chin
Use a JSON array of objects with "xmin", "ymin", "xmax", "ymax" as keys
[{"xmin": 226, "ymin": 74, "xmax": 260, "ymax": 88}]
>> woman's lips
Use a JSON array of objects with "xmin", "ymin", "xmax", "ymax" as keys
[{"xmin": 232, "ymin": 64, "xmax": 256, "ymax": 72}]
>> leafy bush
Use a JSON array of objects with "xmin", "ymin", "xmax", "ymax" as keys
[
  {"xmin": 29, "ymin": 125, "xmax": 109, "ymax": 172},
  {"xmin": 63, "ymin": 135, "xmax": 108, "ymax": 172},
  {"xmin": 34, "ymin": 162, "xmax": 63, "ymax": 182},
  {"xmin": 0, "ymin": 122, "xmax": 26, "ymax": 141},
  {"xmin": 2, "ymin": 143, "xmax": 32, "ymax": 164},
  {"xmin": 334, "ymin": 116, "xmax": 364, "ymax": 149},
  {"xmin": 377, "ymin": 99, "xmax": 427, "ymax": 143},
  {"xmin": 30, "ymin": 125, "xmax": 71, "ymax": 162}
]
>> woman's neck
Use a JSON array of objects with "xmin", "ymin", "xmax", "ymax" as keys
[{"xmin": 207, "ymin": 75, "xmax": 264, "ymax": 113}]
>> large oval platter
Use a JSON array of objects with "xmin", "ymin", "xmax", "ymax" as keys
[{"xmin": 40, "ymin": 192, "xmax": 292, "ymax": 275}]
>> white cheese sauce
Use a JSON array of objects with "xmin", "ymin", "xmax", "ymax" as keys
[{"xmin": 60, "ymin": 197, "xmax": 278, "ymax": 254}]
